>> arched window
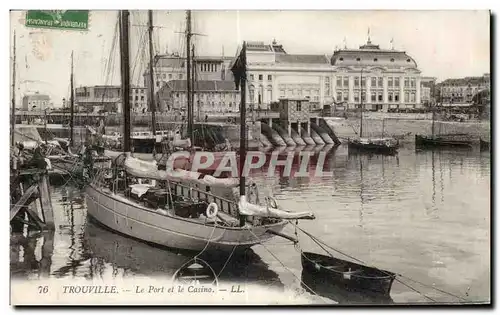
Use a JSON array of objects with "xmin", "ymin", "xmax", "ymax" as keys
[
  {"xmin": 258, "ymin": 85, "xmax": 264, "ymax": 104},
  {"xmin": 266, "ymin": 85, "xmax": 273, "ymax": 103}
]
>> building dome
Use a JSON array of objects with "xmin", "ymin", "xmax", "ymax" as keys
[{"xmin": 331, "ymin": 39, "xmax": 418, "ymax": 69}]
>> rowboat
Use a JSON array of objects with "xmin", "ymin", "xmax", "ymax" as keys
[
  {"xmin": 347, "ymin": 138, "xmax": 398, "ymax": 155},
  {"xmin": 301, "ymin": 252, "xmax": 396, "ymax": 295}
]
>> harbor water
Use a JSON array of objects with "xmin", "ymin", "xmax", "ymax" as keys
[{"xmin": 10, "ymin": 144, "xmax": 490, "ymax": 304}]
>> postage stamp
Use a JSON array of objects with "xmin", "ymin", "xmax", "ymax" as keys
[
  {"xmin": 25, "ymin": 10, "xmax": 89, "ymax": 31},
  {"xmin": 8, "ymin": 9, "xmax": 491, "ymax": 306}
]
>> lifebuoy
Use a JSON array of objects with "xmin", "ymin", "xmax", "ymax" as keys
[
  {"xmin": 265, "ymin": 196, "xmax": 278, "ymax": 209},
  {"xmin": 206, "ymin": 202, "xmax": 218, "ymax": 219}
]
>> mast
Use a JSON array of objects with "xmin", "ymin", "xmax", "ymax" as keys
[
  {"xmin": 186, "ymin": 10, "xmax": 193, "ymax": 145},
  {"xmin": 230, "ymin": 41, "xmax": 248, "ymax": 227},
  {"xmin": 147, "ymin": 10, "xmax": 156, "ymax": 139},
  {"xmin": 119, "ymin": 10, "xmax": 131, "ymax": 153},
  {"xmin": 11, "ymin": 31, "xmax": 16, "ymax": 146},
  {"xmin": 360, "ymin": 68, "xmax": 363, "ymax": 138},
  {"xmin": 238, "ymin": 42, "xmax": 247, "ymax": 226},
  {"xmin": 192, "ymin": 44, "xmax": 200, "ymax": 122},
  {"xmin": 70, "ymin": 51, "xmax": 75, "ymax": 147},
  {"xmin": 431, "ymin": 102, "xmax": 436, "ymax": 138}
]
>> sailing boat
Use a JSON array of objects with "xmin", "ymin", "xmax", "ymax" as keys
[
  {"xmin": 347, "ymin": 69, "xmax": 398, "ymax": 155},
  {"xmin": 415, "ymin": 103, "xmax": 473, "ymax": 148},
  {"xmin": 85, "ymin": 11, "xmax": 314, "ymax": 253}
]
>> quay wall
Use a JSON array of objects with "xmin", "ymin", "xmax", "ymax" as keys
[{"xmin": 324, "ymin": 117, "xmax": 491, "ymax": 143}]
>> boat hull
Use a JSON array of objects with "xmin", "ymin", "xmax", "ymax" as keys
[
  {"xmin": 415, "ymin": 135, "xmax": 473, "ymax": 148},
  {"xmin": 347, "ymin": 141, "xmax": 398, "ymax": 155},
  {"xmin": 85, "ymin": 184, "xmax": 287, "ymax": 252},
  {"xmin": 301, "ymin": 252, "xmax": 396, "ymax": 296}
]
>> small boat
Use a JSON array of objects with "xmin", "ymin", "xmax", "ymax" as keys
[
  {"xmin": 415, "ymin": 134, "xmax": 473, "ymax": 148},
  {"xmin": 172, "ymin": 258, "xmax": 218, "ymax": 286},
  {"xmin": 348, "ymin": 138, "xmax": 398, "ymax": 155},
  {"xmin": 480, "ymin": 138, "xmax": 490, "ymax": 151},
  {"xmin": 301, "ymin": 252, "xmax": 396, "ymax": 296},
  {"xmin": 301, "ymin": 269, "xmax": 394, "ymax": 304}
]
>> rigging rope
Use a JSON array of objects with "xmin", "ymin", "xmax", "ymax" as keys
[
  {"xmin": 245, "ymin": 227, "xmax": 330, "ymax": 304},
  {"xmin": 290, "ymin": 222, "xmax": 469, "ymax": 303}
]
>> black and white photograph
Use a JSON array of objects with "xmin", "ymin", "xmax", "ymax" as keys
[{"xmin": 8, "ymin": 8, "xmax": 491, "ymax": 306}]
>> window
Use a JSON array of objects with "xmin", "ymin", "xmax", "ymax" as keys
[
  {"xmin": 361, "ymin": 91, "xmax": 366, "ymax": 102},
  {"xmin": 339, "ymin": 57, "xmax": 344, "ymax": 61},
  {"xmin": 156, "ymin": 81, "xmax": 160, "ymax": 87},
  {"xmin": 378, "ymin": 77, "xmax": 383, "ymax": 87},
  {"xmin": 163, "ymin": 74, "xmax": 167, "ymax": 79},
  {"xmin": 296, "ymin": 102, "xmax": 302, "ymax": 111},
  {"xmin": 343, "ymin": 76, "xmax": 348, "ymax": 87},
  {"xmin": 258, "ymin": 74, "xmax": 263, "ymax": 81},
  {"xmin": 371, "ymin": 77, "xmax": 377, "ymax": 87},
  {"xmin": 354, "ymin": 77, "xmax": 360, "ymax": 87},
  {"xmin": 179, "ymin": 74, "xmax": 183, "ymax": 79},
  {"xmin": 361, "ymin": 77, "xmax": 366, "ymax": 87},
  {"xmin": 404, "ymin": 92, "xmax": 409, "ymax": 103},
  {"xmin": 336, "ymin": 76, "xmax": 342, "ymax": 87},
  {"xmin": 268, "ymin": 75, "xmax": 272, "ymax": 81},
  {"xmin": 356, "ymin": 57, "xmax": 361, "ymax": 61},
  {"xmin": 394, "ymin": 92, "xmax": 400, "ymax": 102},
  {"xmin": 168, "ymin": 74, "xmax": 172, "ymax": 80},
  {"xmin": 390, "ymin": 58, "xmax": 395, "ymax": 62},
  {"xmin": 395, "ymin": 77, "xmax": 400, "ymax": 87},
  {"xmin": 336, "ymin": 91, "xmax": 342, "ymax": 102},
  {"xmin": 279, "ymin": 89, "xmax": 285, "ymax": 97},
  {"xmin": 141, "ymin": 96, "xmax": 144, "ymax": 101},
  {"xmin": 410, "ymin": 92, "xmax": 416, "ymax": 103},
  {"xmin": 404, "ymin": 78, "xmax": 409, "ymax": 88},
  {"xmin": 343, "ymin": 92, "xmax": 349, "ymax": 102},
  {"xmin": 378, "ymin": 93, "xmax": 383, "ymax": 102},
  {"xmin": 371, "ymin": 92, "xmax": 376, "ymax": 102},
  {"xmin": 135, "ymin": 96, "xmax": 138, "ymax": 101},
  {"xmin": 354, "ymin": 91, "xmax": 360, "ymax": 103},
  {"xmin": 374, "ymin": 58, "xmax": 378, "ymax": 62},
  {"xmin": 388, "ymin": 77, "xmax": 393, "ymax": 87},
  {"xmin": 250, "ymin": 74, "xmax": 254, "ymax": 81},
  {"xmin": 388, "ymin": 92, "xmax": 393, "ymax": 102},
  {"xmin": 411, "ymin": 78, "xmax": 416, "ymax": 88},
  {"xmin": 407, "ymin": 58, "xmax": 411, "ymax": 62}
]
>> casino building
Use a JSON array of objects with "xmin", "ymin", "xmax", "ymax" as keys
[{"xmin": 241, "ymin": 37, "xmax": 423, "ymax": 112}]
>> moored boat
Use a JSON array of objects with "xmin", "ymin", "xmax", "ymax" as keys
[
  {"xmin": 301, "ymin": 251, "xmax": 396, "ymax": 296},
  {"xmin": 348, "ymin": 137, "xmax": 398, "ymax": 155},
  {"xmin": 415, "ymin": 134, "xmax": 473, "ymax": 148}
]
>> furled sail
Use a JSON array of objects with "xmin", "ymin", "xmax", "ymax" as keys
[
  {"xmin": 238, "ymin": 196, "xmax": 315, "ymax": 220},
  {"xmin": 124, "ymin": 155, "xmax": 239, "ymax": 188}
]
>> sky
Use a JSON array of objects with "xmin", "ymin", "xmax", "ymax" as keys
[{"xmin": 10, "ymin": 10, "xmax": 490, "ymax": 107}]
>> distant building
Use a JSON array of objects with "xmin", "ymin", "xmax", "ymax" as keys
[
  {"xmin": 239, "ymin": 37, "xmax": 423, "ymax": 112},
  {"xmin": 330, "ymin": 38, "xmax": 422, "ymax": 111},
  {"xmin": 278, "ymin": 98, "xmax": 312, "ymax": 136},
  {"xmin": 22, "ymin": 92, "xmax": 51, "ymax": 111},
  {"xmin": 143, "ymin": 53, "xmax": 234, "ymax": 100},
  {"xmin": 75, "ymin": 85, "xmax": 147, "ymax": 113},
  {"xmin": 438, "ymin": 73, "xmax": 490, "ymax": 105},
  {"xmin": 157, "ymin": 80, "xmax": 240, "ymax": 115},
  {"xmin": 244, "ymin": 40, "xmax": 332, "ymax": 111},
  {"xmin": 421, "ymin": 86, "xmax": 432, "ymax": 104}
]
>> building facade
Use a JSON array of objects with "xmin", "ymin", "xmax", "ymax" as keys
[
  {"xmin": 157, "ymin": 80, "xmax": 240, "ymax": 115},
  {"xmin": 143, "ymin": 53, "xmax": 234, "ymax": 97},
  {"xmin": 330, "ymin": 39, "xmax": 422, "ymax": 111},
  {"xmin": 438, "ymin": 73, "xmax": 490, "ymax": 105},
  {"xmin": 244, "ymin": 40, "xmax": 332, "ymax": 111},
  {"xmin": 75, "ymin": 85, "xmax": 147, "ymax": 113},
  {"xmin": 22, "ymin": 92, "xmax": 51, "ymax": 111},
  {"xmin": 238, "ymin": 39, "xmax": 423, "ymax": 112}
]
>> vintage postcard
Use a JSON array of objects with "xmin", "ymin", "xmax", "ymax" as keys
[{"xmin": 9, "ymin": 9, "xmax": 491, "ymax": 306}]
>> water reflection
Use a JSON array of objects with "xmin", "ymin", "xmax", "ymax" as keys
[{"xmin": 10, "ymin": 145, "xmax": 490, "ymax": 304}]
